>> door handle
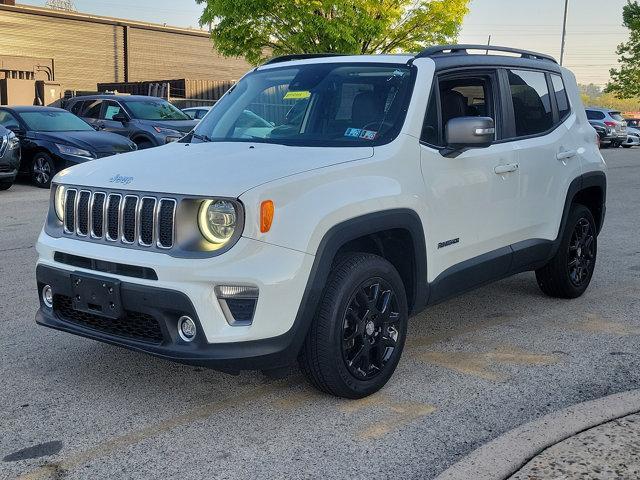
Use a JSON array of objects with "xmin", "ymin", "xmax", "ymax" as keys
[
  {"xmin": 494, "ymin": 163, "xmax": 519, "ymax": 175},
  {"xmin": 556, "ymin": 149, "xmax": 577, "ymax": 160}
]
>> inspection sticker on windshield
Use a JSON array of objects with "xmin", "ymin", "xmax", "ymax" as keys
[
  {"xmin": 344, "ymin": 128, "xmax": 378, "ymax": 140},
  {"xmin": 284, "ymin": 90, "xmax": 311, "ymax": 100}
]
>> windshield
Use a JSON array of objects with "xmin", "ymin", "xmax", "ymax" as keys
[
  {"xmin": 20, "ymin": 110, "xmax": 94, "ymax": 132},
  {"xmin": 192, "ymin": 63, "xmax": 415, "ymax": 147},
  {"xmin": 123, "ymin": 99, "xmax": 191, "ymax": 121}
]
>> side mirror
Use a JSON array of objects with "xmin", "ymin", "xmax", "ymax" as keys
[
  {"xmin": 112, "ymin": 113, "xmax": 129, "ymax": 123},
  {"xmin": 443, "ymin": 116, "xmax": 495, "ymax": 158},
  {"xmin": 6, "ymin": 124, "xmax": 24, "ymax": 136}
]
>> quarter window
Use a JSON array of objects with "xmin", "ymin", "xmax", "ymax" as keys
[
  {"xmin": 551, "ymin": 74, "xmax": 571, "ymax": 120},
  {"xmin": 507, "ymin": 70, "xmax": 553, "ymax": 137}
]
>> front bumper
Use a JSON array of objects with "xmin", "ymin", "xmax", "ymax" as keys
[
  {"xmin": 35, "ymin": 233, "xmax": 316, "ymax": 371},
  {"xmin": 0, "ymin": 168, "xmax": 17, "ymax": 180}
]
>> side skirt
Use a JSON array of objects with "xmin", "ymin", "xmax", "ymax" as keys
[{"xmin": 425, "ymin": 238, "xmax": 553, "ymax": 307}]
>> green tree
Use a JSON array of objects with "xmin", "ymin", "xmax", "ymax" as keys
[
  {"xmin": 197, "ymin": 0, "xmax": 470, "ymax": 65},
  {"xmin": 606, "ymin": 1, "xmax": 640, "ymax": 98}
]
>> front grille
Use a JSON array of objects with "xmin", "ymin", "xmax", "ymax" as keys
[
  {"xmin": 106, "ymin": 194, "xmax": 121, "ymax": 241},
  {"xmin": 91, "ymin": 193, "xmax": 105, "ymax": 238},
  {"xmin": 77, "ymin": 191, "xmax": 90, "ymax": 236},
  {"xmin": 53, "ymin": 294, "xmax": 164, "ymax": 344},
  {"xmin": 63, "ymin": 188, "xmax": 176, "ymax": 250},
  {"xmin": 122, "ymin": 196, "xmax": 138, "ymax": 243}
]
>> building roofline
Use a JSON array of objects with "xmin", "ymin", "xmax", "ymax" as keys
[{"xmin": 0, "ymin": 3, "xmax": 211, "ymax": 37}]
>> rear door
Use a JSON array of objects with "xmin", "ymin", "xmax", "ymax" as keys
[{"xmin": 505, "ymin": 69, "xmax": 582, "ymax": 258}]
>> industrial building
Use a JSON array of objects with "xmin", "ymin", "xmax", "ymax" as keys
[{"xmin": 0, "ymin": 0, "xmax": 249, "ymax": 105}]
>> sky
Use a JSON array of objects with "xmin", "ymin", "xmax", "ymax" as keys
[{"xmin": 19, "ymin": 0, "xmax": 630, "ymax": 87}]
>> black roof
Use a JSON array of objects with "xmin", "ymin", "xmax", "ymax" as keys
[{"xmin": 0, "ymin": 105, "xmax": 67, "ymax": 113}]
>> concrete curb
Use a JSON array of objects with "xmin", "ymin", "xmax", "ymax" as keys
[{"xmin": 434, "ymin": 389, "xmax": 640, "ymax": 480}]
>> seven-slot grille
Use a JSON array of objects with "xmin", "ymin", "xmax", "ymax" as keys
[{"xmin": 63, "ymin": 188, "xmax": 176, "ymax": 249}]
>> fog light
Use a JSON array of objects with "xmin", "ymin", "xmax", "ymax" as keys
[
  {"xmin": 42, "ymin": 285, "xmax": 53, "ymax": 308},
  {"xmin": 178, "ymin": 315, "xmax": 197, "ymax": 342},
  {"xmin": 215, "ymin": 285, "xmax": 259, "ymax": 326}
]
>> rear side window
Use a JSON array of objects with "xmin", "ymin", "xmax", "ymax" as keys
[
  {"xmin": 551, "ymin": 75, "xmax": 571, "ymax": 120},
  {"xmin": 586, "ymin": 110, "xmax": 605, "ymax": 120},
  {"xmin": 507, "ymin": 70, "xmax": 553, "ymax": 137}
]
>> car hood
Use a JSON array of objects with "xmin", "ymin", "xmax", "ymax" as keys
[
  {"xmin": 30, "ymin": 130, "xmax": 135, "ymax": 153},
  {"xmin": 137, "ymin": 119, "xmax": 199, "ymax": 133},
  {"xmin": 55, "ymin": 141, "xmax": 374, "ymax": 197}
]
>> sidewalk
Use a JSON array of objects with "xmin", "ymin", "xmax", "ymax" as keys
[
  {"xmin": 509, "ymin": 413, "xmax": 640, "ymax": 479},
  {"xmin": 435, "ymin": 390, "xmax": 640, "ymax": 480}
]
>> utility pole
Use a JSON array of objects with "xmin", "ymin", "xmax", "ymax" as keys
[
  {"xmin": 486, "ymin": 34, "xmax": 491, "ymax": 55},
  {"xmin": 560, "ymin": 0, "xmax": 569, "ymax": 65}
]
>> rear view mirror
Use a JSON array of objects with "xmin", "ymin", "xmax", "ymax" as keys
[{"xmin": 443, "ymin": 116, "xmax": 495, "ymax": 157}]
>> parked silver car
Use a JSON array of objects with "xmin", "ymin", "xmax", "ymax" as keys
[{"xmin": 586, "ymin": 107, "xmax": 627, "ymax": 147}]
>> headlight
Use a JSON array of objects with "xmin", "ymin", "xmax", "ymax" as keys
[
  {"xmin": 7, "ymin": 132, "xmax": 19, "ymax": 150},
  {"xmin": 54, "ymin": 185, "xmax": 65, "ymax": 221},
  {"xmin": 153, "ymin": 126, "xmax": 182, "ymax": 135},
  {"xmin": 198, "ymin": 199, "xmax": 238, "ymax": 248},
  {"xmin": 55, "ymin": 144, "xmax": 94, "ymax": 159}
]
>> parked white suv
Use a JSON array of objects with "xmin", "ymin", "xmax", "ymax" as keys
[{"xmin": 36, "ymin": 46, "xmax": 606, "ymax": 398}]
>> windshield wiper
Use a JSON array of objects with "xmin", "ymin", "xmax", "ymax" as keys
[{"xmin": 192, "ymin": 133, "xmax": 213, "ymax": 143}]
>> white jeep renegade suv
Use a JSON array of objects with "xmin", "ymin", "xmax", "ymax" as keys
[{"xmin": 36, "ymin": 45, "xmax": 606, "ymax": 398}]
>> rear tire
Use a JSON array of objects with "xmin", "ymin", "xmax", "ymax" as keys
[
  {"xmin": 299, "ymin": 253, "xmax": 408, "ymax": 399},
  {"xmin": 536, "ymin": 204, "xmax": 597, "ymax": 299}
]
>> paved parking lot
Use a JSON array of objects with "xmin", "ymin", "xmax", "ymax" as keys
[{"xmin": 1, "ymin": 148, "xmax": 639, "ymax": 480}]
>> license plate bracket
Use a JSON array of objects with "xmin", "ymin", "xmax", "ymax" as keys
[{"xmin": 70, "ymin": 273, "xmax": 123, "ymax": 320}]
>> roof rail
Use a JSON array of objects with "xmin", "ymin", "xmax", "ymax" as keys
[
  {"xmin": 263, "ymin": 53, "xmax": 347, "ymax": 65},
  {"xmin": 413, "ymin": 44, "xmax": 558, "ymax": 64}
]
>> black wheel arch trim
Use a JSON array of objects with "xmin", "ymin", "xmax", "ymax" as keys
[
  {"xmin": 552, "ymin": 170, "xmax": 606, "ymax": 260},
  {"xmin": 286, "ymin": 209, "xmax": 428, "ymax": 358}
]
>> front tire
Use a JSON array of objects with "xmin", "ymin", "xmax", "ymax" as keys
[
  {"xmin": 299, "ymin": 253, "xmax": 408, "ymax": 399},
  {"xmin": 0, "ymin": 179, "xmax": 13, "ymax": 191},
  {"xmin": 31, "ymin": 152, "xmax": 55, "ymax": 188},
  {"xmin": 536, "ymin": 204, "xmax": 597, "ymax": 298}
]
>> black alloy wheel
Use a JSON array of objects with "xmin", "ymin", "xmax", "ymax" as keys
[
  {"xmin": 341, "ymin": 279, "xmax": 401, "ymax": 380},
  {"xmin": 567, "ymin": 218, "xmax": 595, "ymax": 287},
  {"xmin": 299, "ymin": 253, "xmax": 408, "ymax": 399},
  {"xmin": 536, "ymin": 204, "xmax": 597, "ymax": 298}
]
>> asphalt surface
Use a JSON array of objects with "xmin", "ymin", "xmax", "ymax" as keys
[{"xmin": 1, "ymin": 148, "xmax": 639, "ymax": 480}]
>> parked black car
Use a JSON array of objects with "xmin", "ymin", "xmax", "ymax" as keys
[
  {"xmin": 0, "ymin": 106, "xmax": 137, "ymax": 188},
  {"xmin": 0, "ymin": 125, "xmax": 21, "ymax": 191},
  {"xmin": 66, "ymin": 95, "xmax": 198, "ymax": 149}
]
